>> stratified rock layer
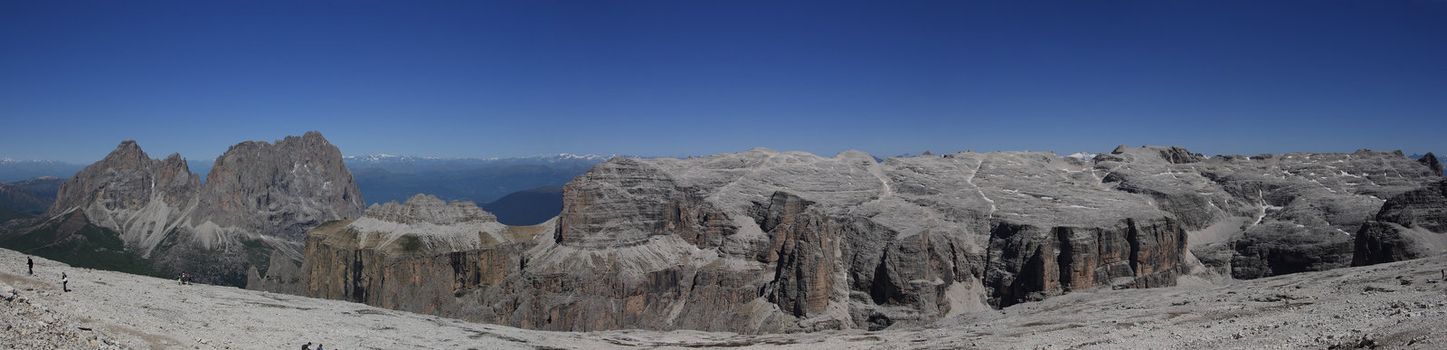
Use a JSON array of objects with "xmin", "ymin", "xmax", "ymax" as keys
[
  {"xmin": 300, "ymin": 149, "xmax": 1205, "ymax": 333},
  {"xmin": 305, "ymin": 146, "xmax": 1447, "ymax": 334},
  {"xmin": 1097, "ymin": 147, "xmax": 1439, "ymax": 279},
  {"xmin": 1353, "ymin": 180, "xmax": 1447, "ymax": 266}
]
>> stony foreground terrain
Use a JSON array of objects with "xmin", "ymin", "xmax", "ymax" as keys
[{"xmin": 4, "ymin": 247, "xmax": 1445, "ymax": 349}]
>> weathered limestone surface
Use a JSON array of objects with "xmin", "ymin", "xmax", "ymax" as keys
[
  {"xmin": 1353, "ymin": 180, "xmax": 1447, "ymax": 266},
  {"xmin": 1098, "ymin": 147, "xmax": 1439, "ymax": 279},
  {"xmin": 299, "ymin": 149, "xmax": 1203, "ymax": 333}
]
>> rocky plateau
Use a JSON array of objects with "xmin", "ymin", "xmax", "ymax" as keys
[{"xmin": 271, "ymin": 144, "xmax": 1446, "ymax": 335}]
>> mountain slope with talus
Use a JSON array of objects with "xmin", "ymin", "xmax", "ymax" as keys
[{"xmin": 0, "ymin": 132, "xmax": 364, "ymax": 286}]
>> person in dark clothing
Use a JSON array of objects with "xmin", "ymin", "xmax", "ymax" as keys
[
  {"xmin": 61, "ymin": 272, "xmax": 69, "ymax": 292},
  {"xmin": 302, "ymin": 342, "xmax": 312, "ymax": 350},
  {"xmin": 27, "ymin": 256, "xmax": 33, "ymax": 275}
]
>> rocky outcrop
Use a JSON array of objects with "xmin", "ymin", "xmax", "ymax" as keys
[
  {"xmin": 1372, "ymin": 180, "xmax": 1447, "ymax": 233},
  {"xmin": 1157, "ymin": 146, "xmax": 1205, "ymax": 164},
  {"xmin": 1420, "ymin": 152, "xmax": 1443, "ymax": 177},
  {"xmin": 299, "ymin": 195, "xmax": 539, "ymax": 320},
  {"xmin": 189, "ymin": 131, "xmax": 364, "ymax": 242},
  {"xmin": 2, "ymin": 132, "xmax": 363, "ymax": 286},
  {"xmin": 1352, "ymin": 180, "xmax": 1447, "ymax": 266},
  {"xmin": 296, "ymin": 149, "xmax": 1192, "ymax": 333},
  {"xmin": 1097, "ymin": 146, "xmax": 1439, "ymax": 279},
  {"xmin": 984, "ymin": 218, "xmax": 1184, "ymax": 307},
  {"xmin": 45, "ymin": 142, "xmax": 200, "ymax": 254}
]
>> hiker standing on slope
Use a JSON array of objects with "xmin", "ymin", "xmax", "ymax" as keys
[
  {"xmin": 27, "ymin": 256, "xmax": 33, "ymax": 275},
  {"xmin": 61, "ymin": 271, "xmax": 69, "ymax": 292}
]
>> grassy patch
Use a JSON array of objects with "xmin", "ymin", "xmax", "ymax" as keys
[
  {"xmin": 0, "ymin": 217, "xmax": 156, "ymax": 276},
  {"xmin": 241, "ymin": 238, "xmax": 273, "ymax": 275}
]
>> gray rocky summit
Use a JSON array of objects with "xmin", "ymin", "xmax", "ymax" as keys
[
  {"xmin": 188, "ymin": 131, "xmax": 364, "ymax": 241},
  {"xmin": 46, "ymin": 141, "xmax": 201, "ymax": 254},
  {"xmin": 8, "ymin": 132, "xmax": 363, "ymax": 286},
  {"xmin": 1421, "ymin": 152, "xmax": 1443, "ymax": 177}
]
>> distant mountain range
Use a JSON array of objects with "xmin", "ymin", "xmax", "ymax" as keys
[
  {"xmin": 339, "ymin": 153, "xmax": 607, "ymax": 207},
  {"xmin": 0, "ymin": 159, "xmax": 84, "ymax": 182},
  {"xmin": 0, "ymin": 177, "xmax": 63, "ymax": 223}
]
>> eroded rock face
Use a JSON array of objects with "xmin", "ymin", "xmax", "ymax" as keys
[
  {"xmin": 1353, "ymin": 180, "xmax": 1447, "ymax": 266},
  {"xmin": 984, "ymin": 218, "xmax": 1184, "ymax": 307},
  {"xmin": 6, "ymin": 132, "xmax": 363, "ymax": 286},
  {"xmin": 298, "ymin": 149, "xmax": 1190, "ymax": 333},
  {"xmin": 299, "ymin": 195, "xmax": 546, "ymax": 322},
  {"xmin": 46, "ymin": 142, "xmax": 200, "ymax": 255},
  {"xmin": 285, "ymin": 145, "xmax": 1442, "ymax": 334},
  {"xmin": 1420, "ymin": 153, "xmax": 1443, "ymax": 177},
  {"xmin": 190, "ymin": 131, "xmax": 364, "ymax": 242},
  {"xmin": 1097, "ymin": 146, "xmax": 1439, "ymax": 279}
]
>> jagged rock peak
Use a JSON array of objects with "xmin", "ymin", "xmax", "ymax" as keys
[
  {"xmin": 1157, "ymin": 146, "xmax": 1204, "ymax": 164},
  {"xmin": 1103, "ymin": 145, "xmax": 1203, "ymax": 164},
  {"xmin": 160, "ymin": 153, "xmax": 188, "ymax": 169},
  {"xmin": 190, "ymin": 131, "xmax": 364, "ymax": 241},
  {"xmin": 220, "ymin": 131, "xmax": 333, "ymax": 154},
  {"xmin": 1420, "ymin": 152, "xmax": 1443, "ymax": 177},
  {"xmin": 46, "ymin": 139, "xmax": 201, "ymax": 217},
  {"xmin": 103, "ymin": 140, "xmax": 149, "ymax": 164},
  {"xmin": 364, "ymin": 194, "xmax": 496, "ymax": 225}
]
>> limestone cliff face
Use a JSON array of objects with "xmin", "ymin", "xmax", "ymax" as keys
[
  {"xmin": 296, "ymin": 149, "xmax": 1191, "ymax": 333},
  {"xmin": 46, "ymin": 142, "xmax": 200, "ymax": 255},
  {"xmin": 985, "ymin": 218, "xmax": 1185, "ymax": 307},
  {"xmin": 298, "ymin": 195, "xmax": 537, "ymax": 320},
  {"xmin": 288, "ymin": 145, "xmax": 1444, "ymax": 334},
  {"xmin": 13, "ymin": 132, "xmax": 363, "ymax": 286},
  {"xmin": 1097, "ymin": 146, "xmax": 1439, "ymax": 279},
  {"xmin": 190, "ymin": 131, "xmax": 364, "ymax": 242},
  {"xmin": 1353, "ymin": 180, "xmax": 1447, "ymax": 266}
]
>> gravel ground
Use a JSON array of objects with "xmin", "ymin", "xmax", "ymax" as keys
[{"xmin": 3, "ymin": 247, "xmax": 1445, "ymax": 349}]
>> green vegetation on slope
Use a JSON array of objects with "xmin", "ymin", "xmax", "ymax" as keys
[{"xmin": 0, "ymin": 214, "xmax": 156, "ymax": 277}]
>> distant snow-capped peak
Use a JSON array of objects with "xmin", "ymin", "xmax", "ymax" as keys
[
  {"xmin": 343, "ymin": 154, "xmax": 439, "ymax": 162},
  {"xmin": 0, "ymin": 158, "xmax": 71, "ymax": 165},
  {"xmin": 555, "ymin": 153, "xmax": 610, "ymax": 161}
]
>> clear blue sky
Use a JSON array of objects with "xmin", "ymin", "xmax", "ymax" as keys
[{"xmin": 2, "ymin": 0, "xmax": 1445, "ymax": 163}]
